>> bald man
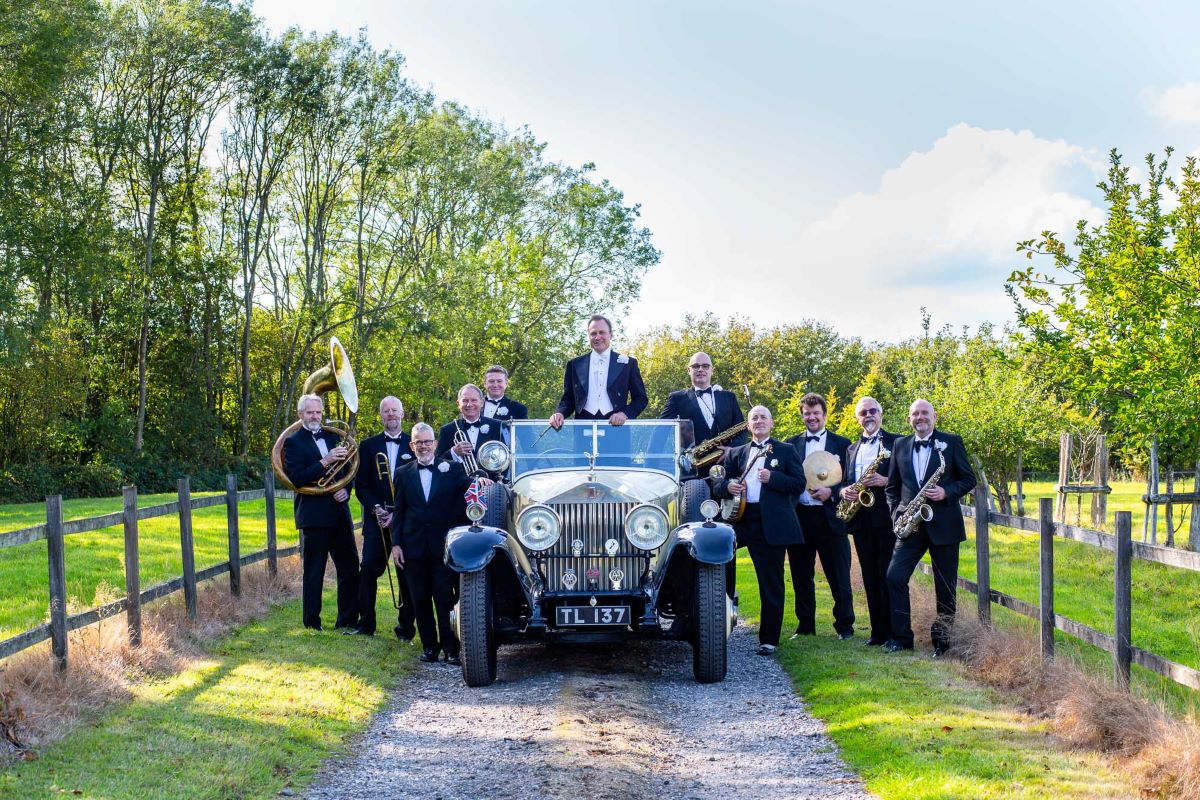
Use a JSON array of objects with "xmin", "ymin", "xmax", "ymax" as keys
[{"xmin": 661, "ymin": 351, "xmax": 746, "ymax": 476}]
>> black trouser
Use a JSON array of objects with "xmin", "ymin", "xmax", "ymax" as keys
[
  {"xmin": 734, "ymin": 505, "xmax": 788, "ymax": 647},
  {"xmin": 788, "ymin": 506, "xmax": 854, "ymax": 636},
  {"xmin": 300, "ymin": 523, "xmax": 359, "ymax": 630},
  {"xmin": 886, "ymin": 530, "xmax": 960, "ymax": 650},
  {"xmin": 851, "ymin": 522, "xmax": 896, "ymax": 643},
  {"xmin": 404, "ymin": 554, "xmax": 459, "ymax": 657},
  {"xmin": 356, "ymin": 524, "xmax": 415, "ymax": 637}
]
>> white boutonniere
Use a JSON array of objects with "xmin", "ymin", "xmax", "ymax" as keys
[
  {"xmin": 401, "ymin": 453, "xmax": 412, "ymax": 460},
  {"xmin": 617, "ymin": 353, "xmax": 629, "ymax": 364},
  {"xmin": 437, "ymin": 462, "xmax": 449, "ymax": 473},
  {"xmin": 934, "ymin": 440, "xmax": 948, "ymax": 452},
  {"xmin": 711, "ymin": 384, "xmax": 723, "ymax": 392},
  {"xmin": 480, "ymin": 423, "xmax": 490, "ymax": 434},
  {"xmin": 770, "ymin": 458, "xmax": 779, "ymax": 468},
  {"xmin": 497, "ymin": 406, "xmax": 509, "ymax": 416}
]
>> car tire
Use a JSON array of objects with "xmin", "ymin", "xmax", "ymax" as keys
[
  {"xmin": 692, "ymin": 562, "xmax": 728, "ymax": 683},
  {"xmin": 480, "ymin": 482, "xmax": 509, "ymax": 529},
  {"xmin": 459, "ymin": 569, "xmax": 498, "ymax": 687},
  {"xmin": 681, "ymin": 478, "xmax": 711, "ymax": 523}
]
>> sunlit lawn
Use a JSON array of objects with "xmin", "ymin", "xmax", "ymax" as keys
[
  {"xmin": 1011, "ymin": 478, "xmax": 1197, "ymax": 544},
  {"xmin": 733, "ymin": 553, "xmax": 1138, "ymax": 799},
  {"xmin": 0, "ymin": 493, "xmax": 301, "ymax": 640}
]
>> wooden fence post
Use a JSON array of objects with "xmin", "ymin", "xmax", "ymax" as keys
[
  {"xmin": 1113, "ymin": 511, "xmax": 1132, "ymax": 688},
  {"xmin": 1015, "ymin": 451, "xmax": 1024, "ymax": 518},
  {"xmin": 122, "ymin": 485, "xmax": 141, "ymax": 647},
  {"xmin": 1092, "ymin": 434, "xmax": 1108, "ymax": 529},
  {"xmin": 1056, "ymin": 433, "xmax": 1071, "ymax": 523},
  {"xmin": 226, "ymin": 474, "xmax": 241, "ymax": 597},
  {"xmin": 1147, "ymin": 439, "xmax": 1159, "ymax": 544},
  {"xmin": 264, "ymin": 471, "xmax": 277, "ymax": 579},
  {"xmin": 46, "ymin": 495, "xmax": 68, "ymax": 671},
  {"xmin": 178, "ymin": 477, "xmax": 198, "ymax": 621},
  {"xmin": 1039, "ymin": 497, "xmax": 1055, "ymax": 661},
  {"xmin": 1190, "ymin": 460, "xmax": 1200, "ymax": 552},
  {"xmin": 974, "ymin": 486, "xmax": 990, "ymax": 624}
]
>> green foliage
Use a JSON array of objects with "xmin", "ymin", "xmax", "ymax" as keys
[{"xmin": 1008, "ymin": 149, "xmax": 1200, "ymax": 467}]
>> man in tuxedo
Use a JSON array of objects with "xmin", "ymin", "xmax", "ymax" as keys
[
  {"xmin": 281, "ymin": 394, "xmax": 359, "ymax": 631},
  {"xmin": 436, "ymin": 384, "xmax": 504, "ymax": 476},
  {"xmin": 785, "ymin": 393, "xmax": 854, "ymax": 639},
  {"xmin": 548, "ymin": 314, "xmax": 648, "ymax": 429},
  {"xmin": 884, "ymin": 399, "xmax": 977, "ymax": 656},
  {"xmin": 482, "ymin": 365, "xmax": 529, "ymax": 421},
  {"xmin": 660, "ymin": 351, "xmax": 746, "ymax": 473},
  {"xmin": 391, "ymin": 423, "xmax": 491, "ymax": 664},
  {"xmin": 349, "ymin": 396, "xmax": 417, "ymax": 639},
  {"xmin": 710, "ymin": 405, "xmax": 805, "ymax": 656},
  {"xmin": 839, "ymin": 396, "xmax": 899, "ymax": 646}
]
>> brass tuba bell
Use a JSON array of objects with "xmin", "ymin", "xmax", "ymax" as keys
[{"xmin": 271, "ymin": 337, "xmax": 361, "ymax": 495}]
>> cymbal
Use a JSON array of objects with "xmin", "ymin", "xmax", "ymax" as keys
[{"xmin": 803, "ymin": 450, "xmax": 843, "ymax": 488}]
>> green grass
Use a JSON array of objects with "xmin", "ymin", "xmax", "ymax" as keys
[
  {"xmin": 0, "ymin": 585, "xmax": 413, "ymax": 800},
  {"xmin": 733, "ymin": 554, "xmax": 1138, "ymax": 799},
  {"xmin": 1011, "ymin": 478, "xmax": 1197, "ymax": 543},
  {"xmin": 0, "ymin": 493, "xmax": 300, "ymax": 640}
]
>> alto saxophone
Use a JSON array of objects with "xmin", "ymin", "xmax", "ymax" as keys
[
  {"xmin": 893, "ymin": 445, "xmax": 946, "ymax": 539},
  {"xmin": 836, "ymin": 447, "xmax": 891, "ymax": 522}
]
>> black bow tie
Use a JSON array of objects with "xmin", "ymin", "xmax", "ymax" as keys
[
  {"xmin": 417, "ymin": 463, "xmax": 434, "ymax": 471},
  {"xmin": 696, "ymin": 387, "xmax": 712, "ymax": 396},
  {"xmin": 914, "ymin": 439, "xmax": 931, "ymax": 450},
  {"xmin": 462, "ymin": 422, "xmax": 479, "ymax": 431},
  {"xmin": 805, "ymin": 434, "xmax": 822, "ymax": 442},
  {"xmin": 311, "ymin": 431, "xmax": 325, "ymax": 440},
  {"xmin": 750, "ymin": 441, "xmax": 768, "ymax": 449},
  {"xmin": 384, "ymin": 435, "xmax": 403, "ymax": 443},
  {"xmin": 861, "ymin": 435, "xmax": 878, "ymax": 444}
]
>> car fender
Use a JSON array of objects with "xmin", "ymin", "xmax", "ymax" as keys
[
  {"xmin": 444, "ymin": 526, "xmax": 507, "ymax": 573},
  {"xmin": 667, "ymin": 521, "xmax": 736, "ymax": 566}
]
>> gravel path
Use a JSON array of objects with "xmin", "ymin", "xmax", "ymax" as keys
[{"xmin": 304, "ymin": 627, "xmax": 870, "ymax": 800}]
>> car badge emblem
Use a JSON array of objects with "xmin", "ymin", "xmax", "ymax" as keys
[
  {"xmin": 608, "ymin": 568, "xmax": 624, "ymax": 590},
  {"xmin": 589, "ymin": 595, "xmax": 598, "ymax": 607},
  {"xmin": 586, "ymin": 567, "xmax": 600, "ymax": 589},
  {"xmin": 604, "ymin": 538, "xmax": 619, "ymax": 556},
  {"xmin": 587, "ymin": 485, "xmax": 599, "ymax": 499},
  {"xmin": 561, "ymin": 568, "xmax": 578, "ymax": 590},
  {"xmin": 571, "ymin": 539, "xmax": 584, "ymax": 557}
]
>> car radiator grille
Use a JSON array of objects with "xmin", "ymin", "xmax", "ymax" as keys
[{"xmin": 543, "ymin": 502, "xmax": 644, "ymax": 593}]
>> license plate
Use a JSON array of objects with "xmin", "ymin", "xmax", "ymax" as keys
[{"xmin": 555, "ymin": 605, "xmax": 630, "ymax": 626}]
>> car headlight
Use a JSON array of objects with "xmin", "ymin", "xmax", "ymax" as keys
[
  {"xmin": 477, "ymin": 440, "xmax": 511, "ymax": 473},
  {"xmin": 624, "ymin": 504, "xmax": 669, "ymax": 551},
  {"xmin": 700, "ymin": 499, "xmax": 719, "ymax": 521},
  {"xmin": 516, "ymin": 504, "xmax": 561, "ymax": 551}
]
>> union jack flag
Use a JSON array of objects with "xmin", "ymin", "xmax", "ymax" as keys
[{"xmin": 464, "ymin": 479, "xmax": 487, "ymax": 511}]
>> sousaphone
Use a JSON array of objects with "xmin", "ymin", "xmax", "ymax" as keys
[{"xmin": 271, "ymin": 337, "xmax": 360, "ymax": 495}]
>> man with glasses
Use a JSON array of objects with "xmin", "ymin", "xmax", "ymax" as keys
[
  {"xmin": 838, "ymin": 396, "xmax": 898, "ymax": 646},
  {"xmin": 391, "ymin": 423, "xmax": 492, "ymax": 665},
  {"xmin": 661, "ymin": 352, "xmax": 746, "ymax": 476}
]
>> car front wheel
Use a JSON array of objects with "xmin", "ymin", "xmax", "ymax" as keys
[
  {"xmin": 691, "ymin": 562, "xmax": 728, "ymax": 683},
  {"xmin": 460, "ymin": 570, "xmax": 498, "ymax": 687}
]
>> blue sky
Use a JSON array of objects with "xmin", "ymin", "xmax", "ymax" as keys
[{"xmin": 251, "ymin": 0, "xmax": 1200, "ymax": 342}]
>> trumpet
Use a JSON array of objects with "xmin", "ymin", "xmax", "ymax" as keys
[
  {"xmin": 453, "ymin": 428, "xmax": 483, "ymax": 476},
  {"xmin": 835, "ymin": 447, "xmax": 891, "ymax": 522}
]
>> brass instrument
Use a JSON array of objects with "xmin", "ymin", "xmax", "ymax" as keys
[
  {"xmin": 374, "ymin": 451, "xmax": 401, "ymax": 610},
  {"xmin": 713, "ymin": 442, "xmax": 772, "ymax": 522},
  {"xmin": 683, "ymin": 421, "xmax": 748, "ymax": 471},
  {"xmin": 836, "ymin": 447, "xmax": 891, "ymax": 522},
  {"xmin": 802, "ymin": 450, "xmax": 843, "ymax": 489},
  {"xmin": 894, "ymin": 445, "xmax": 946, "ymax": 539},
  {"xmin": 270, "ymin": 337, "xmax": 360, "ymax": 496},
  {"xmin": 452, "ymin": 427, "xmax": 483, "ymax": 476}
]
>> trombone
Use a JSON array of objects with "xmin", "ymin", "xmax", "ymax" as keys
[{"xmin": 374, "ymin": 451, "xmax": 401, "ymax": 610}]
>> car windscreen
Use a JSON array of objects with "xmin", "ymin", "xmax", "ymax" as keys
[{"xmin": 510, "ymin": 420, "xmax": 686, "ymax": 478}]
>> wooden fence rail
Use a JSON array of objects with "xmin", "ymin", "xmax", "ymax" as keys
[
  {"xmin": 919, "ymin": 489, "xmax": 1200, "ymax": 694},
  {"xmin": 0, "ymin": 475, "xmax": 306, "ymax": 668}
]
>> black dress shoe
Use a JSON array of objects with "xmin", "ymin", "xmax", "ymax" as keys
[
  {"xmin": 444, "ymin": 652, "xmax": 462, "ymax": 666},
  {"xmin": 837, "ymin": 632, "xmax": 854, "ymax": 641},
  {"xmin": 865, "ymin": 637, "xmax": 887, "ymax": 647},
  {"xmin": 789, "ymin": 628, "xmax": 815, "ymax": 640},
  {"xmin": 393, "ymin": 625, "xmax": 416, "ymax": 642},
  {"xmin": 342, "ymin": 627, "xmax": 374, "ymax": 636},
  {"xmin": 883, "ymin": 640, "xmax": 913, "ymax": 653},
  {"xmin": 756, "ymin": 644, "xmax": 777, "ymax": 656},
  {"xmin": 418, "ymin": 649, "xmax": 439, "ymax": 663},
  {"xmin": 303, "ymin": 623, "xmax": 323, "ymax": 632}
]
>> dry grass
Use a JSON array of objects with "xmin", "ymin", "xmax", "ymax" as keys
[
  {"xmin": 0, "ymin": 557, "xmax": 300, "ymax": 758},
  {"xmin": 947, "ymin": 603, "xmax": 1200, "ymax": 799}
]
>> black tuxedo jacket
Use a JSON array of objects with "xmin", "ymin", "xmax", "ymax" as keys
[
  {"xmin": 839, "ymin": 429, "xmax": 899, "ymax": 533},
  {"xmin": 554, "ymin": 350, "xmax": 648, "ymax": 419},
  {"xmin": 885, "ymin": 429, "xmax": 977, "ymax": 545},
  {"xmin": 483, "ymin": 396, "xmax": 528, "ymax": 421},
  {"xmin": 661, "ymin": 387, "xmax": 746, "ymax": 448},
  {"xmin": 785, "ymin": 430, "xmax": 852, "ymax": 535},
  {"xmin": 354, "ymin": 431, "xmax": 413, "ymax": 544},
  {"xmin": 711, "ymin": 438, "xmax": 806, "ymax": 546},
  {"xmin": 435, "ymin": 416, "xmax": 504, "ymax": 464},
  {"xmin": 282, "ymin": 427, "xmax": 353, "ymax": 529},
  {"xmin": 390, "ymin": 461, "xmax": 473, "ymax": 561}
]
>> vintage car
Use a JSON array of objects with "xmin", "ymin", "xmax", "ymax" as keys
[{"xmin": 444, "ymin": 419, "xmax": 737, "ymax": 687}]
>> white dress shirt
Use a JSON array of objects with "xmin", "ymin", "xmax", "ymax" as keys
[
  {"xmin": 483, "ymin": 397, "xmax": 504, "ymax": 418},
  {"xmin": 854, "ymin": 435, "xmax": 881, "ymax": 481},
  {"xmin": 694, "ymin": 387, "xmax": 716, "ymax": 428},
  {"xmin": 312, "ymin": 432, "xmax": 330, "ymax": 459},
  {"xmin": 419, "ymin": 463, "xmax": 433, "ymax": 501},
  {"xmin": 798, "ymin": 429, "xmax": 827, "ymax": 506},
  {"xmin": 743, "ymin": 439, "xmax": 770, "ymax": 503},
  {"xmin": 585, "ymin": 348, "xmax": 613, "ymax": 415},
  {"xmin": 911, "ymin": 434, "xmax": 934, "ymax": 481}
]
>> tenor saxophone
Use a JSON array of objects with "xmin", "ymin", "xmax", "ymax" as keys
[
  {"xmin": 894, "ymin": 446, "xmax": 946, "ymax": 539},
  {"xmin": 836, "ymin": 447, "xmax": 891, "ymax": 522}
]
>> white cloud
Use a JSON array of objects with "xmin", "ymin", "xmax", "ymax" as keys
[{"xmin": 1140, "ymin": 83, "xmax": 1200, "ymax": 127}]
